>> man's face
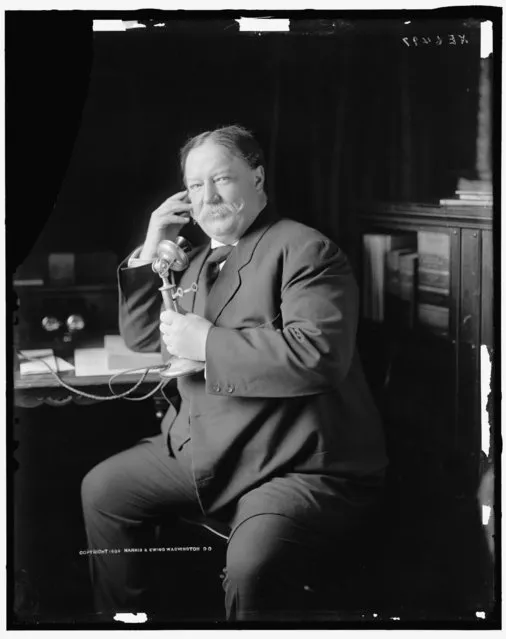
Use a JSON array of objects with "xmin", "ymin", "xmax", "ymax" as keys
[{"xmin": 184, "ymin": 140, "xmax": 265, "ymax": 244}]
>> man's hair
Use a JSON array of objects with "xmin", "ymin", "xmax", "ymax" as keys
[{"xmin": 179, "ymin": 125, "xmax": 266, "ymax": 180}]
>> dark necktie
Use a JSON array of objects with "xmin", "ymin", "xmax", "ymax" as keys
[{"xmin": 193, "ymin": 245, "xmax": 234, "ymax": 318}]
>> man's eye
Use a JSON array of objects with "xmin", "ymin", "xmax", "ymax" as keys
[
  {"xmin": 189, "ymin": 184, "xmax": 202, "ymax": 191},
  {"xmin": 215, "ymin": 176, "xmax": 230, "ymax": 183}
]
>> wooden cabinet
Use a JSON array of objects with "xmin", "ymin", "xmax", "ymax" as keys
[{"xmin": 353, "ymin": 202, "xmax": 494, "ymax": 501}]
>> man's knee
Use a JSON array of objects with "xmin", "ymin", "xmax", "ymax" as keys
[
  {"xmin": 81, "ymin": 460, "xmax": 115, "ymax": 514},
  {"xmin": 225, "ymin": 515, "xmax": 288, "ymax": 590},
  {"xmin": 225, "ymin": 543, "xmax": 266, "ymax": 590}
]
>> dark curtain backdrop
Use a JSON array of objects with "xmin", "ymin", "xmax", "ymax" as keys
[
  {"xmin": 270, "ymin": 20, "xmax": 480, "ymax": 251},
  {"xmin": 9, "ymin": 16, "xmax": 481, "ymax": 276}
]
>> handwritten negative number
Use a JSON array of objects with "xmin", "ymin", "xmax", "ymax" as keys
[{"xmin": 402, "ymin": 34, "xmax": 470, "ymax": 47}]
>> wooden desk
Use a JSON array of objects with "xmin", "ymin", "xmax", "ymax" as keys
[{"xmin": 14, "ymin": 353, "xmax": 172, "ymax": 411}]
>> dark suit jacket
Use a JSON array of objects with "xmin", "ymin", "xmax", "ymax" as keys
[{"xmin": 118, "ymin": 204, "xmax": 388, "ymax": 520}]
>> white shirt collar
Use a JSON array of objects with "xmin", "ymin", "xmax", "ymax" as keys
[{"xmin": 211, "ymin": 238, "xmax": 239, "ymax": 249}]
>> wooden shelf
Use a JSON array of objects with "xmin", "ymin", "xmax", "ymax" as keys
[{"xmin": 356, "ymin": 201, "xmax": 493, "ymax": 231}]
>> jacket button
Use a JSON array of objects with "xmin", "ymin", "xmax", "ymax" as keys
[
  {"xmin": 213, "ymin": 384, "xmax": 221, "ymax": 393},
  {"xmin": 227, "ymin": 384, "xmax": 235, "ymax": 393}
]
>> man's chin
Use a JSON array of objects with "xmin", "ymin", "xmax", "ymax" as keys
[{"xmin": 201, "ymin": 219, "xmax": 236, "ymax": 241}]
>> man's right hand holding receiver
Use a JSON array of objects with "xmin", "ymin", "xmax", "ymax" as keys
[{"xmin": 139, "ymin": 190, "xmax": 193, "ymax": 260}]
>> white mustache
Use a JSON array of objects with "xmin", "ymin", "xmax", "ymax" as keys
[{"xmin": 200, "ymin": 199, "xmax": 245, "ymax": 217}]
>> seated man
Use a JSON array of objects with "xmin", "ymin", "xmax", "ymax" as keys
[{"xmin": 81, "ymin": 124, "xmax": 388, "ymax": 622}]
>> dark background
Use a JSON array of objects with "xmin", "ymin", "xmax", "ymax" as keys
[
  {"xmin": 8, "ymin": 10, "xmax": 498, "ymax": 629},
  {"xmin": 9, "ymin": 11, "xmax": 482, "ymax": 274}
]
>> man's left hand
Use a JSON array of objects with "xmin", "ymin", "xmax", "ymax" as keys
[{"xmin": 160, "ymin": 309, "xmax": 213, "ymax": 362}]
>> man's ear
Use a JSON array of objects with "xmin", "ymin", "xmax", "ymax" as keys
[{"xmin": 253, "ymin": 166, "xmax": 265, "ymax": 192}]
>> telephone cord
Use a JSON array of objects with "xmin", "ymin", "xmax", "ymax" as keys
[{"xmin": 17, "ymin": 352, "xmax": 170, "ymax": 402}]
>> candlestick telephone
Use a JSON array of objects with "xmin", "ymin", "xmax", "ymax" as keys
[{"xmin": 152, "ymin": 236, "xmax": 205, "ymax": 379}]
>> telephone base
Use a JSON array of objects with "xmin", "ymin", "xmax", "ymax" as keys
[{"xmin": 159, "ymin": 357, "xmax": 205, "ymax": 379}]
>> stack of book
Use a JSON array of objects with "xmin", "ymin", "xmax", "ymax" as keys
[
  {"xmin": 362, "ymin": 233, "xmax": 417, "ymax": 323},
  {"xmin": 362, "ymin": 229, "xmax": 456, "ymax": 337},
  {"xmin": 417, "ymin": 231, "xmax": 451, "ymax": 336},
  {"xmin": 439, "ymin": 178, "xmax": 493, "ymax": 207}
]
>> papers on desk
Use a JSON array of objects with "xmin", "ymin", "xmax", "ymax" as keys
[
  {"xmin": 19, "ymin": 349, "xmax": 75, "ymax": 376},
  {"xmin": 74, "ymin": 348, "xmax": 137, "ymax": 377},
  {"xmin": 74, "ymin": 335, "xmax": 163, "ymax": 377},
  {"xmin": 104, "ymin": 335, "xmax": 164, "ymax": 370},
  {"xmin": 18, "ymin": 337, "xmax": 163, "ymax": 378}
]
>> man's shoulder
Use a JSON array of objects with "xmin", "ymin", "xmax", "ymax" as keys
[{"xmin": 268, "ymin": 217, "xmax": 334, "ymax": 249}]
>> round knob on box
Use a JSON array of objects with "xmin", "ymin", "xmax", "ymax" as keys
[
  {"xmin": 66, "ymin": 314, "xmax": 85, "ymax": 332},
  {"xmin": 42, "ymin": 316, "xmax": 62, "ymax": 332}
]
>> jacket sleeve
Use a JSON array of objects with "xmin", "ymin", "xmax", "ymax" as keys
[
  {"xmin": 117, "ymin": 257, "xmax": 162, "ymax": 352},
  {"xmin": 204, "ymin": 237, "xmax": 359, "ymax": 398}
]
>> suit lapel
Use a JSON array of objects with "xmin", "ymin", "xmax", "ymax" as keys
[
  {"xmin": 206, "ymin": 204, "xmax": 279, "ymax": 325},
  {"xmin": 177, "ymin": 244, "xmax": 211, "ymax": 314}
]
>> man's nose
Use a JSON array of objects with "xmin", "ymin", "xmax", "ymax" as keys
[{"xmin": 203, "ymin": 181, "xmax": 220, "ymax": 204}]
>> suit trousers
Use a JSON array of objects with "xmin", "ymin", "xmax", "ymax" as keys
[{"xmin": 81, "ymin": 433, "xmax": 383, "ymax": 622}]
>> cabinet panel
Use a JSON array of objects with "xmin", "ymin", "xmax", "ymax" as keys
[
  {"xmin": 458, "ymin": 230, "xmax": 484, "ymax": 490},
  {"xmin": 460, "ymin": 230, "xmax": 482, "ymax": 346},
  {"xmin": 481, "ymin": 230, "xmax": 493, "ymax": 347},
  {"xmin": 449, "ymin": 228, "xmax": 461, "ymax": 344}
]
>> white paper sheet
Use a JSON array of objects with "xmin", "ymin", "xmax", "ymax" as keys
[
  {"xmin": 74, "ymin": 347, "xmax": 162, "ymax": 377},
  {"xmin": 103, "ymin": 335, "xmax": 164, "ymax": 370},
  {"xmin": 19, "ymin": 350, "xmax": 75, "ymax": 376}
]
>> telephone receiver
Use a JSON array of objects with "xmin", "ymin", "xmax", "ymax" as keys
[
  {"xmin": 152, "ymin": 237, "xmax": 205, "ymax": 379},
  {"xmin": 156, "ymin": 236, "xmax": 192, "ymax": 272}
]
